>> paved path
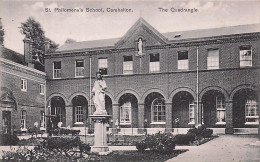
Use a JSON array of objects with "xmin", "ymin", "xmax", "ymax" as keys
[{"xmin": 167, "ymin": 135, "xmax": 260, "ymax": 162}]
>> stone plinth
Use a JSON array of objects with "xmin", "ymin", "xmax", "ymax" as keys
[{"xmin": 89, "ymin": 115, "xmax": 111, "ymax": 154}]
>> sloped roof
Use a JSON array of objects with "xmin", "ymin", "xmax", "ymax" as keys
[
  {"xmin": 163, "ymin": 23, "xmax": 260, "ymax": 41},
  {"xmin": 56, "ymin": 22, "xmax": 260, "ymax": 52},
  {"xmin": 0, "ymin": 46, "xmax": 24, "ymax": 65}
]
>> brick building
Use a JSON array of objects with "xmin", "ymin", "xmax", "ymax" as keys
[
  {"xmin": 45, "ymin": 18, "xmax": 260, "ymax": 134},
  {"xmin": 0, "ymin": 39, "xmax": 46, "ymax": 134}
]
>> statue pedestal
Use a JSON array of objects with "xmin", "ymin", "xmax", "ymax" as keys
[{"xmin": 89, "ymin": 115, "xmax": 111, "ymax": 154}]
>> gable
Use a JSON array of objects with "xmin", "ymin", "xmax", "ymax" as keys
[{"xmin": 115, "ymin": 18, "xmax": 167, "ymax": 49}]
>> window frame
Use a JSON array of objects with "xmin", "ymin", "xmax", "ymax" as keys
[
  {"xmin": 245, "ymin": 99, "xmax": 259, "ymax": 125},
  {"xmin": 74, "ymin": 106, "xmax": 84, "ymax": 124},
  {"xmin": 120, "ymin": 102, "xmax": 132, "ymax": 125},
  {"xmin": 151, "ymin": 98, "xmax": 166, "ymax": 124},
  {"xmin": 207, "ymin": 49, "xmax": 220, "ymax": 70},
  {"xmin": 20, "ymin": 110, "xmax": 27, "ymax": 131},
  {"xmin": 177, "ymin": 51, "xmax": 189, "ymax": 70},
  {"xmin": 98, "ymin": 58, "xmax": 108, "ymax": 75},
  {"xmin": 123, "ymin": 55, "xmax": 133, "ymax": 75},
  {"xmin": 21, "ymin": 79, "xmax": 27, "ymax": 92},
  {"xmin": 53, "ymin": 61, "xmax": 62, "ymax": 79},
  {"xmin": 216, "ymin": 96, "xmax": 226, "ymax": 125},
  {"xmin": 239, "ymin": 45, "xmax": 252, "ymax": 67},
  {"xmin": 149, "ymin": 53, "xmax": 160, "ymax": 73},
  {"xmin": 75, "ymin": 59, "xmax": 84, "ymax": 77},
  {"xmin": 40, "ymin": 84, "xmax": 45, "ymax": 95},
  {"xmin": 188, "ymin": 100, "xmax": 195, "ymax": 125}
]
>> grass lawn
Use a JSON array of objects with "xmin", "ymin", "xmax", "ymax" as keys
[{"xmin": 87, "ymin": 150, "xmax": 188, "ymax": 162}]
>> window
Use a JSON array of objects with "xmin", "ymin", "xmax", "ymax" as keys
[
  {"xmin": 21, "ymin": 79, "xmax": 27, "ymax": 92},
  {"xmin": 40, "ymin": 111, "xmax": 45, "ymax": 130},
  {"xmin": 207, "ymin": 49, "xmax": 219, "ymax": 69},
  {"xmin": 120, "ymin": 102, "xmax": 132, "ymax": 124},
  {"xmin": 216, "ymin": 96, "xmax": 226, "ymax": 124},
  {"xmin": 189, "ymin": 100, "xmax": 195, "ymax": 124},
  {"xmin": 20, "ymin": 110, "xmax": 26, "ymax": 130},
  {"xmin": 240, "ymin": 46, "xmax": 252, "ymax": 67},
  {"xmin": 53, "ymin": 61, "xmax": 61, "ymax": 78},
  {"xmin": 75, "ymin": 60, "xmax": 84, "ymax": 77},
  {"xmin": 40, "ymin": 84, "xmax": 45, "ymax": 95},
  {"xmin": 178, "ymin": 51, "xmax": 188, "ymax": 70},
  {"xmin": 151, "ymin": 98, "xmax": 166, "ymax": 123},
  {"xmin": 149, "ymin": 53, "xmax": 160, "ymax": 72},
  {"xmin": 75, "ymin": 106, "xmax": 84, "ymax": 123},
  {"xmin": 245, "ymin": 99, "xmax": 259, "ymax": 124},
  {"xmin": 98, "ymin": 58, "xmax": 108, "ymax": 75},
  {"xmin": 123, "ymin": 56, "xmax": 133, "ymax": 74}
]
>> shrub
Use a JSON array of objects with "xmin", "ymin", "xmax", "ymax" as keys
[
  {"xmin": 136, "ymin": 132, "xmax": 175, "ymax": 154},
  {"xmin": 0, "ymin": 134, "xmax": 19, "ymax": 146},
  {"xmin": 188, "ymin": 125, "xmax": 213, "ymax": 139},
  {"xmin": 174, "ymin": 133, "xmax": 196, "ymax": 145}
]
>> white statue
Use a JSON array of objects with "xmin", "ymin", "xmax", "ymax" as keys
[
  {"xmin": 92, "ymin": 72, "xmax": 107, "ymax": 115},
  {"xmin": 138, "ymin": 38, "xmax": 143, "ymax": 55}
]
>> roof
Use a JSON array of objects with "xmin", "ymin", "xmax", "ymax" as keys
[
  {"xmin": 56, "ymin": 21, "xmax": 260, "ymax": 52},
  {"xmin": 0, "ymin": 46, "xmax": 24, "ymax": 65}
]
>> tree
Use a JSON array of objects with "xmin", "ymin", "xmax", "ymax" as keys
[
  {"xmin": 0, "ymin": 18, "xmax": 4, "ymax": 45},
  {"xmin": 20, "ymin": 17, "xmax": 58, "ymax": 64}
]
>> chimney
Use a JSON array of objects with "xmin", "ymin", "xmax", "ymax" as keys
[
  {"xmin": 44, "ymin": 40, "xmax": 50, "ymax": 53},
  {"xmin": 23, "ymin": 37, "xmax": 34, "ymax": 68}
]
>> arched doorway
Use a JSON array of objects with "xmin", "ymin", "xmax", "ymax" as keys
[
  {"xmin": 50, "ymin": 96, "xmax": 66, "ymax": 127},
  {"xmin": 233, "ymin": 89, "xmax": 259, "ymax": 128},
  {"xmin": 172, "ymin": 91, "xmax": 195, "ymax": 128},
  {"xmin": 118, "ymin": 93, "xmax": 138, "ymax": 128},
  {"xmin": 72, "ymin": 95, "xmax": 88, "ymax": 126},
  {"xmin": 202, "ymin": 90, "xmax": 226, "ymax": 127},
  {"xmin": 144, "ymin": 92, "xmax": 165, "ymax": 128}
]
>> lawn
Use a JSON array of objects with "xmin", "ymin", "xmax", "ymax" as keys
[{"xmin": 87, "ymin": 150, "xmax": 188, "ymax": 162}]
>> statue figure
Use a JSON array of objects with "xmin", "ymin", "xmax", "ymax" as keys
[
  {"xmin": 137, "ymin": 38, "xmax": 143, "ymax": 55},
  {"xmin": 92, "ymin": 72, "xmax": 107, "ymax": 115}
]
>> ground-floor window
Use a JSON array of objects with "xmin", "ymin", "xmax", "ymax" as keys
[
  {"xmin": 189, "ymin": 100, "xmax": 195, "ymax": 124},
  {"xmin": 40, "ymin": 111, "xmax": 45, "ymax": 129},
  {"xmin": 216, "ymin": 96, "xmax": 226, "ymax": 124},
  {"xmin": 151, "ymin": 98, "xmax": 166, "ymax": 123},
  {"xmin": 75, "ymin": 106, "xmax": 83, "ymax": 123},
  {"xmin": 20, "ymin": 110, "xmax": 26, "ymax": 130},
  {"xmin": 245, "ymin": 99, "xmax": 259, "ymax": 124},
  {"xmin": 51, "ymin": 107, "xmax": 62, "ymax": 123},
  {"xmin": 120, "ymin": 102, "xmax": 132, "ymax": 125}
]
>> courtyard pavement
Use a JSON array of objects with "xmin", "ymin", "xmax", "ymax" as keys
[{"xmin": 167, "ymin": 134, "xmax": 260, "ymax": 162}]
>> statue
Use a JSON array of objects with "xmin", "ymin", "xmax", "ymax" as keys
[
  {"xmin": 137, "ymin": 38, "xmax": 143, "ymax": 55},
  {"xmin": 92, "ymin": 72, "xmax": 107, "ymax": 115}
]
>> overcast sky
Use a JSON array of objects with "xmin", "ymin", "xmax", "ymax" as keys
[{"xmin": 0, "ymin": 0, "xmax": 259, "ymax": 54}]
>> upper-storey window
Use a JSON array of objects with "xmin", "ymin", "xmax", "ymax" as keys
[
  {"xmin": 207, "ymin": 49, "xmax": 219, "ymax": 70},
  {"xmin": 98, "ymin": 58, "xmax": 108, "ymax": 75},
  {"xmin": 240, "ymin": 46, "xmax": 252, "ymax": 67},
  {"xmin": 123, "ymin": 56, "xmax": 133, "ymax": 74},
  {"xmin": 40, "ymin": 84, "xmax": 45, "ymax": 95},
  {"xmin": 149, "ymin": 53, "xmax": 160, "ymax": 73},
  {"xmin": 178, "ymin": 51, "xmax": 189, "ymax": 70},
  {"xmin": 75, "ymin": 60, "xmax": 84, "ymax": 77},
  {"xmin": 53, "ymin": 61, "xmax": 61, "ymax": 79},
  {"xmin": 21, "ymin": 79, "xmax": 27, "ymax": 92}
]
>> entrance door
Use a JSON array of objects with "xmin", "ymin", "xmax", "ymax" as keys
[{"xmin": 2, "ymin": 111, "xmax": 11, "ymax": 134}]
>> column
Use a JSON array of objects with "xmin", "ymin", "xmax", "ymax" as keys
[
  {"xmin": 138, "ymin": 103, "xmax": 145, "ymax": 128},
  {"xmin": 112, "ymin": 104, "xmax": 119, "ymax": 128},
  {"xmin": 65, "ymin": 105, "xmax": 73, "ymax": 127},
  {"xmin": 225, "ymin": 100, "xmax": 234, "ymax": 134},
  {"xmin": 165, "ymin": 102, "xmax": 172, "ymax": 132}
]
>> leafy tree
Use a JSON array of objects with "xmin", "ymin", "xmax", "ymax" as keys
[
  {"xmin": 65, "ymin": 38, "xmax": 76, "ymax": 44},
  {"xmin": 0, "ymin": 18, "xmax": 4, "ymax": 45},
  {"xmin": 20, "ymin": 17, "xmax": 58, "ymax": 64}
]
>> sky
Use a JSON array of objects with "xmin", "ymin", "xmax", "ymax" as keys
[{"xmin": 0, "ymin": 0, "xmax": 259, "ymax": 54}]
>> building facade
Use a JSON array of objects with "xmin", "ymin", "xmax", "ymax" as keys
[
  {"xmin": 45, "ymin": 18, "xmax": 260, "ymax": 134},
  {"xmin": 0, "ymin": 40, "xmax": 46, "ymax": 134}
]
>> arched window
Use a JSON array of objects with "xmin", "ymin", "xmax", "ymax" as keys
[{"xmin": 151, "ymin": 98, "xmax": 166, "ymax": 122}]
